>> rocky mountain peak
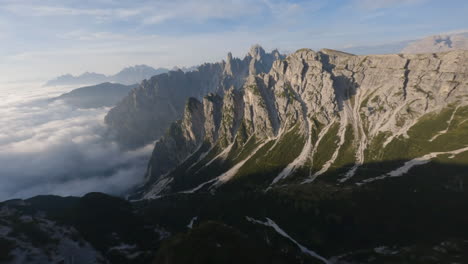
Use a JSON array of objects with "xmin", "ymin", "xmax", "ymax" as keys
[
  {"xmin": 247, "ymin": 45, "xmax": 280, "ymax": 76},
  {"xmin": 271, "ymin": 49, "xmax": 282, "ymax": 60},
  {"xmin": 249, "ymin": 44, "xmax": 266, "ymax": 59}
]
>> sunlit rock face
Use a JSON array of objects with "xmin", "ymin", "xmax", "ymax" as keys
[{"xmin": 136, "ymin": 48, "xmax": 468, "ymax": 199}]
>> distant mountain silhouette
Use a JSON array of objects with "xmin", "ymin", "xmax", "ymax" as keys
[
  {"xmin": 53, "ymin": 82, "xmax": 137, "ymax": 108},
  {"xmin": 343, "ymin": 32, "xmax": 468, "ymax": 55},
  {"xmin": 45, "ymin": 65, "xmax": 169, "ymax": 86}
]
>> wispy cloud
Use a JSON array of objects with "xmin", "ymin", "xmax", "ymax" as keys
[
  {"xmin": 1, "ymin": 0, "xmax": 319, "ymax": 25},
  {"xmin": 0, "ymin": 30, "xmax": 286, "ymax": 82},
  {"xmin": 0, "ymin": 0, "xmax": 466, "ymax": 83},
  {"xmin": 2, "ymin": 4, "xmax": 143, "ymax": 20},
  {"xmin": 354, "ymin": 0, "xmax": 427, "ymax": 10},
  {"xmin": 139, "ymin": 0, "xmax": 266, "ymax": 25},
  {"xmin": 58, "ymin": 30, "xmax": 129, "ymax": 41}
]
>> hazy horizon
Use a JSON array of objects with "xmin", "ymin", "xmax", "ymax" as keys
[{"xmin": 1, "ymin": 0, "xmax": 467, "ymax": 84}]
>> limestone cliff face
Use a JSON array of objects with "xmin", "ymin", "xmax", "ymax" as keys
[
  {"xmin": 105, "ymin": 46, "xmax": 283, "ymax": 149},
  {"xmin": 202, "ymin": 94, "xmax": 223, "ymax": 144},
  {"xmin": 136, "ymin": 48, "xmax": 468, "ymax": 199}
]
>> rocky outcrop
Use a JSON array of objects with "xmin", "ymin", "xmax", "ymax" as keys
[
  {"xmin": 203, "ymin": 94, "xmax": 223, "ymax": 144},
  {"xmin": 105, "ymin": 46, "xmax": 284, "ymax": 148}
]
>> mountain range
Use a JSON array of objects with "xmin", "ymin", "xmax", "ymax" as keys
[
  {"xmin": 44, "ymin": 65, "xmax": 169, "ymax": 86},
  {"xmin": 134, "ymin": 47, "xmax": 468, "ymax": 199},
  {"xmin": 1, "ymin": 45, "xmax": 468, "ymax": 263}
]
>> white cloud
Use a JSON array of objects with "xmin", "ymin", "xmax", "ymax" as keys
[{"xmin": 0, "ymin": 84, "xmax": 153, "ymax": 201}]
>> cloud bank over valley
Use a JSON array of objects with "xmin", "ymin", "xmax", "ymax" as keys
[{"xmin": 0, "ymin": 83, "xmax": 152, "ymax": 201}]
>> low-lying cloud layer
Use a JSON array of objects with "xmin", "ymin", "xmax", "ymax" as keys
[{"xmin": 0, "ymin": 83, "xmax": 152, "ymax": 201}]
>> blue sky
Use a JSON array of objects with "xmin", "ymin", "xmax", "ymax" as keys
[{"xmin": 0, "ymin": 0, "xmax": 467, "ymax": 83}]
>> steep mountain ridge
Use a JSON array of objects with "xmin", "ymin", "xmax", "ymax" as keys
[
  {"xmin": 136, "ymin": 48, "xmax": 468, "ymax": 199},
  {"xmin": 105, "ymin": 45, "xmax": 283, "ymax": 148}
]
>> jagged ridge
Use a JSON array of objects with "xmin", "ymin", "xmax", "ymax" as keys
[
  {"xmin": 105, "ymin": 45, "xmax": 283, "ymax": 148},
  {"xmin": 136, "ymin": 48, "xmax": 468, "ymax": 199}
]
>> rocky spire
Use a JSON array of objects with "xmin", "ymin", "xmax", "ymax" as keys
[
  {"xmin": 249, "ymin": 44, "xmax": 266, "ymax": 60},
  {"xmin": 203, "ymin": 93, "xmax": 223, "ymax": 144},
  {"xmin": 224, "ymin": 52, "xmax": 234, "ymax": 76},
  {"xmin": 271, "ymin": 49, "xmax": 281, "ymax": 60},
  {"xmin": 182, "ymin": 98, "xmax": 205, "ymax": 144},
  {"xmin": 248, "ymin": 44, "xmax": 275, "ymax": 76}
]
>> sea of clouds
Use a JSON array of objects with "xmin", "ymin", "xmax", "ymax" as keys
[{"xmin": 0, "ymin": 82, "xmax": 153, "ymax": 201}]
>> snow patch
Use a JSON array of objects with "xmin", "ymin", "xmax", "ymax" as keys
[
  {"xmin": 358, "ymin": 146, "xmax": 468, "ymax": 185},
  {"xmin": 154, "ymin": 227, "xmax": 171, "ymax": 240},
  {"xmin": 180, "ymin": 140, "xmax": 270, "ymax": 193},
  {"xmin": 109, "ymin": 243, "xmax": 137, "ymax": 251},
  {"xmin": 186, "ymin": 148, "xmax": 211, "ymax": 171},
  {"xmin": 374, "ymin": 103, "xmax": 409, "ymax": 147},
  {"xmin": 213, "ymin": 140, "xmax": 270, "ymax": 186},
  {"xmin": 204, "ymin": 142, "xmax": 234, "ymax": 167},
  {"xmin": 301, "ymin": 121, "xmax": 335, "ymax": 184},
  {"xmin": 374, "ymin": 246, "xmax": 399, "ymax": 255},
  {"xmin": 246, "ymin": 216, "xmax": 329, "ymax": 264},
  {"xmin": 340, "ymin": 87, "xmax": 368, "ymax": 182},
  {"xmin": 429, "ymin": 106, "xmax": 459, "ymax": 142},
  {"xmin": 265, "ymin": 125, "xmax": 289, "ymax": 155},
  {"xmin": 180, "ymin": 178, "xmax": 218, "ymax": 194},
  {"xmin": 308, "ymin": 120, "xmax": 347, "ymax": 180},
  {"xmin": 271, "ymin": 123, "xmax": 312, "ymax": 185},
  {"xmin": 340, "ymin": 165, "xmax": 359, "ymax": 183},
  {"xmin": 187, "ymin": 216, "xmax": 198, "ymax": 229},
  {"xmin": 142, "ymin": 176, "xmax": 173, "ymax": 199}
]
